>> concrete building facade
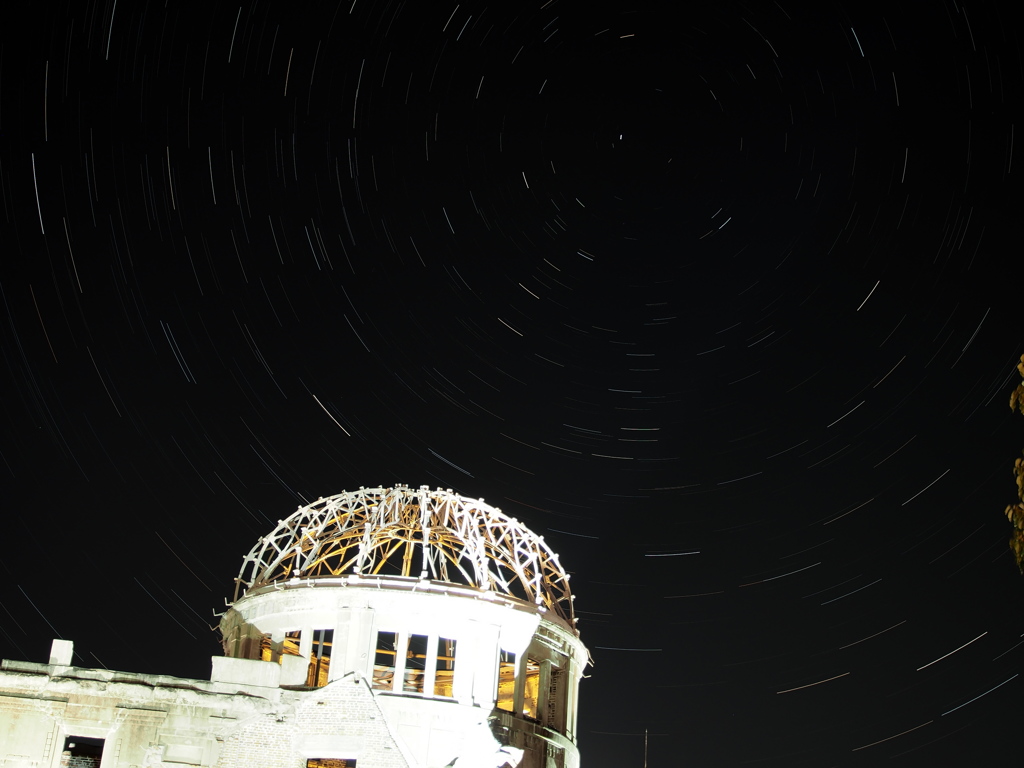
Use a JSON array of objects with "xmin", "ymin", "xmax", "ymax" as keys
[{"xmin": 1, "ymin": 486, "xmax": 588, "ymax": 768}]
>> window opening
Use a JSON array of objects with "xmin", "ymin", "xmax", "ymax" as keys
[
  {"xmin": 306, "ymin": 759, "xmax": 356, "ymax": 768},
  {"xmin": 403, "ymin": 633, "xmax": 428, "ymax": 693},
  {"xmin": 522, "ymin": 657, "xmax": 541, "ymax": 720},
  {"xmin": 259, "ymin": 633, "xmax": 273, "ymax": 662},
  {"xmin": 62, "ymin": 737, "xmax": 104, "ymax": 768},
  {"xmin": 434, "ymin": 637, "xmax": 456, "ymax": 697},
  {"xmin": 307, "ymin": 629, "xmax": 333, "ymax": 687},
  {"xmin": 496, "ymin": 650, "xmax": 516, "ymax": 712},
  {"xmin": 372, "ymin": 631, "xmax": 397, "ymax": 690},
  {"xmin": 282, "ymin": 630, "xmax": 302, "ymax": 658}
]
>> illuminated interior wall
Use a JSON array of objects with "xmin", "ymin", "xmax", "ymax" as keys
[
  {"xmin": 496, "ymin": 650, "xmax": 516, "ymax": 712},
  {"xmin": 434, "ymin": 637, "xmax": 456, "ymax": 697},
  {"xmin": 308, "ymin": 629, "xmax": 333, "ymax": 687},
  {"xmin": 522, "ymin": 657, "xmax": 542, "ymax": 720}
]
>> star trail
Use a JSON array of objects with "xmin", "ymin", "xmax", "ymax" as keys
[{"xmin": 1, "ymin": 1, "xmax": 1022, "ymax": 765}]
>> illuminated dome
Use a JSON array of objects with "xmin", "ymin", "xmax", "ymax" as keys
[{"xmin": 233, "ymin": 484, "xmax": 576, "ymax": 630}]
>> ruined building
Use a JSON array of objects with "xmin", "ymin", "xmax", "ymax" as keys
[{"xmin": 0, "ymin": 485, "xmax": 589, "ymax": 768}]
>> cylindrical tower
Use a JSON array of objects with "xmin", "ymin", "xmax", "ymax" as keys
[{"xmin": 220, "ymin": 485, "xmax": 589, "ymax": 768}]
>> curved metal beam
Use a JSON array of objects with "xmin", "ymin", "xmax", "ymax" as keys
[{"xmin": 234, "ymin": 485, "xmax": 576, "ymax": 630}]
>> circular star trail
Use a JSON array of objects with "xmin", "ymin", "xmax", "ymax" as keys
[{"xmin": 1, "ymin": 1, "xmax": 1022, "ymax": 765}]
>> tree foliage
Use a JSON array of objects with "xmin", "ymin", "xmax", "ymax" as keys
[{"xmin": 1006, "ymin": 354, "xmax": 1024, "ymax": 574}]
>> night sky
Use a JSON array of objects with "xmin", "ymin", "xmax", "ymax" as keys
[{"xmin": 2, "ymin": 1, "xmax": 1023, "ymax": 765}]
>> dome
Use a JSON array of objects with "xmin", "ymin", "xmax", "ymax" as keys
[{"xmin": 233, "ymin": 485, "xmax": 576, "ymax": 630}]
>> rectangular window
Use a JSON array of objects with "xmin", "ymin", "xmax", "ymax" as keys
[
  {"xmin": 522, "ymin": 657, "xmax": 541, "ymax": 720},
  {"xmin": 307, "ymin": 629, "xmax": 333, "ymax": 687},
  {"xmin": 372, "ymin": 631, "xmax": 397, "ymax": 690},
  {"xmin": 403, "ymin": 633, "xmax": 428, "ymax": 693},
  {"xmin": 434, "ymin": 637, "xmax": 456, "ymax": 697},
  {"xmin": 260, "ymin": 633, "xmax": 273, "ymax": 662},
  {"xmin": 496, "ymin": 650, "xmax": 516, "ymax": 712},
  {"xmin": 282, "ymin": 630, "xmax": 302, "ymax": 658},
  {"xmin": 306, "ymin": 759, "xmax": 356, "ymax": 768},
  {"xmin": 62, "ymin": 737, "xmax": 104, "ymax": 768}
]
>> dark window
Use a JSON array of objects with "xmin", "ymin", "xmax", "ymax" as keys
[
  {"xmin": 496, "ymin": 650, "xmax": 516, "ymax": 712},
  {"xmin": 307, "ymin": 629, "xmax": 334, "ymax": 687},
  {"xmin": 62, "ymin": 737, "xmax": 103, "ymax": 768},
  {"xmin": 434, "ymin": 637, "xmax": 456, "ymax": 697},
  {"xmin": 403, "ymin": 633, "xmax": 428, "ymax": 693},
  {"xmin": 306, "ymin": 759, "xmax": 356, "ymax": 768},
  {"xmin": 372, "ymin": 631, "xmax": 397, "ymax": 690}
]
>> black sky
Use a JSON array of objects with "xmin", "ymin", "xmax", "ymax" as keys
[{"xmin": 2, "ymin": 1, "xmax": 1023, "ymax": 765}]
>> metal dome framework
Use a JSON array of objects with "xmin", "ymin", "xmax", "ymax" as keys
[{"xmin": 234, "ymin": 485, "xmax": 576, "ymax": 628}]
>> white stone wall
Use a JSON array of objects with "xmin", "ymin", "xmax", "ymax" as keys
[{"xmin": 0, "ymin": 656, "xmax": 407, "ymax": 768}]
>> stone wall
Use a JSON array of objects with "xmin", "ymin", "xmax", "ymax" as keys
[
  {"xmin": 0, "ymin": 660, "xmax": 407, "ymax": 768},
  {"xmin": 216, "ymin": 674, "xmax": 410, "ymax": 768}
]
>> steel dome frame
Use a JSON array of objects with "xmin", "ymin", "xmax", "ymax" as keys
[{"xmin": 233, "ymin": 485, "xmax": 576, "ymax": 629}]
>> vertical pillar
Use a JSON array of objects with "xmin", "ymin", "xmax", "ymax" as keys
[
  {"xmin": 538, "ymin": 659, "xmax": 552, "ymax": 726},
  {"xmin": 472, "ymin": 624, "xmax": 501, "ymax": 707},
  {"xmin": 452, "ymin": 628, "xmax": 474, "ymax": 705},
  {"xmin": 423, "ymin": 633, "xmax": 438, "ymax": 696},
  {"xmin": 298, "ymin": 625, "xmax": 313, "ymax": 659},
  {"xmin": 393, "ymin": 630, "xmax": 409, "ymax": 693},
  {"xmin": 513, "ymin": 652, "xmax": 526, "ymax": 715},
  {"xmin": 336, "ymin": 607, "xmax": 373, "ymax": 681},
  {"xmin": 333, "ymin": 609, "xmax": 352, "ymax": 680},
  {"xmin": 568, "ymin": 658, "xmax": 581, "ymax": 741}
]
